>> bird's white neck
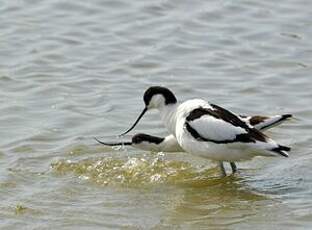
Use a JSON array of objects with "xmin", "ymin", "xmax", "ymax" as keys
[{"xmin": 158, "ymin": 103, "xmax": 179, "ymax": 136}]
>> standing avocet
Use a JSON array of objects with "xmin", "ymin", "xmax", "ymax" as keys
[
  {"xmin": 96, "ymin": 113, "xmax": 291, "ymax": 174},
  {"xmin": 119, "ymin": 86, "xmax": 291, "ymax": 176}
]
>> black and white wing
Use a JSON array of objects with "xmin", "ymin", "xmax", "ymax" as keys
[
  {"xmin": 184, "ymin": 103, "xmax": 290, "ymax": 157},
  {"xmin": 185, "ymin": 103, "xmax": 267, "ymax": 144},
  {"xmin": 240, "ymin": 114, "xmax": 292, "ymax": 131}
]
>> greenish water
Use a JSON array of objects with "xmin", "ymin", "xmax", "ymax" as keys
[{"xmin": 0, "ymin": 0, "xmax": 312, "ymax": 229}]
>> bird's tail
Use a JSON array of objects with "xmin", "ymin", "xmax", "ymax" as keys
[{"xmin": 271, "ymin": 145, "xmax": 291, "ymax": 157}]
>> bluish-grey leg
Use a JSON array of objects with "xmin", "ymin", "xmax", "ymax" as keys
[
  {"xmin": 219, "ymin": 161, "xmax": 226, "ymax": 177},
  {"xmin": 230, "ymin": 162, "xmax": 237, "ymax": 174}
]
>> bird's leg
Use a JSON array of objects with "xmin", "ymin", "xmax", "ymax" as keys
[
  {"xmin": 230, "ymin": 162, "xmax": 237, "ymax": 174},
  {"xmin": 218, "ymin": 161, "xmax": 226, "ymax": 177}
]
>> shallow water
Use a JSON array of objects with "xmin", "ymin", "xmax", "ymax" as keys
[{"xmin": 1, "ymin": 0, "xmax": 312, "ymax": 229}]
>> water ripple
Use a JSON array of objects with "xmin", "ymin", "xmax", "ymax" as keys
[{"xmin": 1, "ymin": 0, "xmax": 312, "ymax": 228}]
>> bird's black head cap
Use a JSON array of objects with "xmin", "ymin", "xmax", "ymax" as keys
[
  {"xmin": 132, "ymin": 133, "xmax": 164, "ymax": 145},
  {"xmin": 143, "ymin": 86, "xmax": 177, "ymax": 106}
]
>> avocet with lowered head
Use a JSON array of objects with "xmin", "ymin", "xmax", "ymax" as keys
[
  {"xmin": 96, "ymin": 113, "xmax": 291, "ymax": 175},
  {"xmin": 118, "ymin": 86, "xmax": 291, "ymax": 176}
]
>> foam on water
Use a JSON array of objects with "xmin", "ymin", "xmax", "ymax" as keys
[
  {"xmin": 1, "ymin": 0, "xmax": 312, "ymax": 228},
  {"xmin": 51, "ymin": 153, "xmax": 220, "ymax": 187}
]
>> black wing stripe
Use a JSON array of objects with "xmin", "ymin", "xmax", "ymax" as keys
[
  {"xmin": 185, "ymin": 123, "xmax": 256, "ymax": 144},
  {"xmin": 210, "ymin": 104, "xmax": 251, "ymax": 129},
  {"xmin": 186, "ymin": 106, "xmax": 249, "ymax": 129},
  {"xmin": 185, "ymin": 104, "xmax": 267, "ymax": 143}
]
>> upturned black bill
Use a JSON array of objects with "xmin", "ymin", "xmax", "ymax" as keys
[
  {"xmin": 94, "ymin": 137, "xmax": 132, "ymax": 146},
  {"xmin": 119, "ymin": 107, "xmax": 147, "ymax": 136}
]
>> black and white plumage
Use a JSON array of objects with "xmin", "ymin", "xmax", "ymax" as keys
[
  {"xmin": 96, "ymin": 134, "xmax": 183, "ymax": 153},
  {"xmin": 180, "ymin": 101, "xmax": 290, "ymax": 157},
  {"xmin": 96, "ymin": 113, "xmax": 291, "ymax": 174},
  {"xmin": 240, "ymin": 114, "xmax": 292, "ymax": 131},
  {"xmin": 119, "ymin": 86, "xmax": 291, "ymax": 176}
]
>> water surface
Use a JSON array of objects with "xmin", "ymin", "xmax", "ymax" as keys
[{"xmin": 0, "ymin": 0, "xmax": 312, "ymax": 229}]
